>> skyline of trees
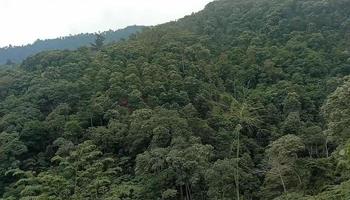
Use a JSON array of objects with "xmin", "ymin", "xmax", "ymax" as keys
[{"xmin": 0, "ymin": 25, "xmax": 145, "ymax": 64}]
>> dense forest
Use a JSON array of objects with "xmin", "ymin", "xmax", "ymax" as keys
[
  {"xmin": 1, "ymin": 0, "xmax": 350, "ymax": 199},
  {"xmin": 0, "ymin": 25, "xmax": 145, "ymax": 64}
]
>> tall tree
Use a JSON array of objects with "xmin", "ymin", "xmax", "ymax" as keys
[
  {"xmin": 262, "ymin": 134, "xmax": 304, "ymax": 199},
  {"xmin": 91, "ymin": 33, "xmax": 106, "ymax": 50}
]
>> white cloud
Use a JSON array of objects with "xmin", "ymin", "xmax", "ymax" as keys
[{"xmin": 0, "ymin": 0, "xmax": 213, "ymax": 47}]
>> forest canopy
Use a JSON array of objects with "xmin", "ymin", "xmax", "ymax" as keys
[{"xmin": 1, "ymin": 0, "xmax": 350, "ymax": 199}]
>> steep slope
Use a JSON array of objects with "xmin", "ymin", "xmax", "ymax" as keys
[
  {"xmin": 0, "ymin": 25, "xmax": 145, "ymax": 64},
  {"xmin": 1, "ymin": 0, "xmax": 350, "ymax": 199}
]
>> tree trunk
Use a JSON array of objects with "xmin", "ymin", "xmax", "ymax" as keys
[
  {"xmin": 325, "ymin": 138, "xmax": 329, "ymax": 158},
  {"xmin": 236, "ymin": 129, "xmax": 240, "ymax": 200},
  {"xmin": 90, "ymin": 116, "xmax": 93, "ymax": 127},
  {"xmin": 188, "ymin": 184, "xmax": 192, "ymax": 200},
  {"xmin": 277, "ymin": 165, "xmax": 287, "ymax": 193},
  {"xmin": 311, "ymin": 145, "xmax": 314, "ymax": 158},
  {"xmin": 307, "ymin": 146, "xmax": 312, "ymax": 158},
  {"xmin": 294, "ymin": 169, "xmax": 302, "ymax": 186},
  {"xmin": 185, "ymin": 183, "xmax": 190, "ymax": 200}
]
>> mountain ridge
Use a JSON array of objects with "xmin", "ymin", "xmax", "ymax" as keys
[{"xmin": 0, "ymin": 25, "xmax": 145, "ymax": 64}]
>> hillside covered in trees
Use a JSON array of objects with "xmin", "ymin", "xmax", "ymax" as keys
[
  {"xmin": 1, "ymin": 0, "xmax": 350, "ymax": 199},
  {"xmin": 0, "ymin": 25, "xmax": 145, "ymax": 64}
]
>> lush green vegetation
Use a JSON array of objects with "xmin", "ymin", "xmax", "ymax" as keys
[
  {"xmin": 0, "ymin": 25, "xmax": 145, "ymax": 64},
  {"xmin": 1, "ymin": 0, "xmax": 350, "ymax": 199}
]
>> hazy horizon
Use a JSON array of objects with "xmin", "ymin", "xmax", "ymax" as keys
[{"xmin": 0, "ymin": 0, "xmax": 213, "ymax": 48}]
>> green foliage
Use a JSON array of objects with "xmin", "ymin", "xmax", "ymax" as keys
[
  {"xmin": 91, "ymin": 34, "xmax": 106, "ymax": 50},
  {"xmin": 322, "ymin": 77, "xmax": 350, "ymax": 144},
  {"xmin": 3, "ymin": 141, "xmax": 122, "ymax": 200},
  {"xmin": 0, "ymin": 132, "xmax": 27, "ymax": 195},
  {"xmin": 262, "ymin": 135, "xmax": 305, "ymax": 199},
  {"xmin": 1, "ymin": 0, "xmax": 350, "ymax": 199}
]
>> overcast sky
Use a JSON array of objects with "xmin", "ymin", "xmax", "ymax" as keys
[{"xmin": 0, "ymin": 0, "xmax": 213, "ymax": 47}]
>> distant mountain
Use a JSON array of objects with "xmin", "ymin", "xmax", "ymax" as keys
[{"xmin": 0, "ymin": 25, "xmax": 145, "ymax": 64}]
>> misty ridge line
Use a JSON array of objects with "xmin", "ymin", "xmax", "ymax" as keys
[
  {"xmin": 0, "ymin": 25, "xmax": 146, "ymax": 64},
  {"xmin": 0, "ymin": 25, "xmax": 145, "ymax": 49}
]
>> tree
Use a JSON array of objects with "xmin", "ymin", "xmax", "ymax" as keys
[
  {"xmin": 302, "ymin": 125, "xmax": 325, "ymax": 158},
  {"xmin": 322, "ymin": 77, "xmax": 350, "ymax": 148},
  {"xmin": 226, "ymin": 98, "xmax": 260, "ymax": 200},
  {"xmin": 136, "ymin": 142, "xmax": 213, "ymax": 200},
  {"xmin": 0, "ymin": 132, "xmax": 27, "ymax": 195},
  {"xmin": 12, "ymin": 141, "xmax": 120, "ymax": 199},
  {"xmin": 282, "ymin": 112, "xmax": 302, "ymax": 135},
  {"xmin": 262, "ymin": 134, "xmax": 304, "ymax": 199},
  {"xmin": 91, "ymin": 33, "xmax": 105, "ymax": 50},
  {"xmin": 206, "ymin": 155, "xmax": 258, "ymax": 200},
  {"xmin": 64, "ymin": 120, "xmax": 83, "ymax": 142},
  {"xmin": 283, "ymin": 92, "xmax": 301, "ymax": 114}
]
